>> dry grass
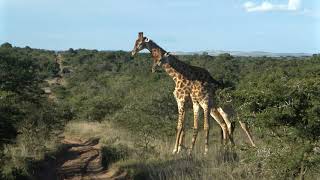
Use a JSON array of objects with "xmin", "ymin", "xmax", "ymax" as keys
[
  {"xmin": 1, "ymin": 130, "xmax": 61, "ymax": 177},
  {"xmin": 62, "ymin": 120, "xmax": 265, "ymax": 180},
  {"xmin": 63, "ymin": 120, "xmax": 135, "ymax": 148},
  {"xmin": 60, "ymin": 120, "xmax": 320, "ymax": 179}
]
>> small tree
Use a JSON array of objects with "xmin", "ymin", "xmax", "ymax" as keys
[{"xmin": 1, "ymin": 42, "xmax": 12, "ymax": 48}]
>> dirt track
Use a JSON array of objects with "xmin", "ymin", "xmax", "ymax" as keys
[
  {"xmin": 37, "ymin": 55, "xmax": 128, "ymax": 179},
  {"xmin": 35, "ymin": 138, "xmax": 128, "ymax": 180}
]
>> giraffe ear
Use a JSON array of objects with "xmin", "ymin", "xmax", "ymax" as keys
[
  {"xmin": 145, "ymin": 38, "xmax": 150, "ymax": 42},
  {"xmin": 138, "ymin": 32, "xmax": 143, "ymax": 39}
]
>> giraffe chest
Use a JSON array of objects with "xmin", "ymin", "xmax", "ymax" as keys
[
  {"xmin": 190, "ymin": 81, "xmax": 212, "ymax": 101},
  {"xmin": 173, "ymin": 79, "xmax": 192, "ymax": 99}
]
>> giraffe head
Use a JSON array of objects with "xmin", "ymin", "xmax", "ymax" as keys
[
  {"xmin": 151, "ymin": 48, "xmax": 169, "ymax": 73},
  {"xmin": 131, "ymin": 32, "xmax": 150, "ymax": 57}
]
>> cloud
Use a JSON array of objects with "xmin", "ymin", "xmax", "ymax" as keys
[
  {"xmin": 243, "ymin": 0, "xmax": 301, "ymax": 12},
  {"xmin": 297, "ymin": 8, "xmax": 320, "ymax": 19},
  {"xmin": 288, "ymin": 0, "xmax": 301, "ymax": 10}
]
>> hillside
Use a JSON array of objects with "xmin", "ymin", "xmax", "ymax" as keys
[
  {"xmin": 173, "ymin": 50, "xmax": 312, "ymax": 57},
  {"xmin": 0, "ymin": 43, "xmax": 320, "ymax": 179}
]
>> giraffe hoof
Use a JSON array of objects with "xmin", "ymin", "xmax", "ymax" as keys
[
  {"xmin": 252, "ymin": 144, "xmax": 257, "ymax": 148},
  {"xmin": 177, "ymin": 147, "xmax": 182, "ymax": 154},
  {"xmin": 204, "ymin": 148, "xmax": 209, "ymax": 155},
  {"xmin": 172, "ymin": 149, "xmax": 178, "ymax": 154}
]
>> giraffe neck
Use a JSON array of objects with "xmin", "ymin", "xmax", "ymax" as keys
[
  {"xmin": 161, "ymin": 56, "xmax": 187, "ymax": 84},
  {"xmin": 164, "ymin": 56, "xmax": 222, "ymax": 88},
  {"xmin": 145, "ymin": 40, "xmax": 167, "ymax": 55},
  {"xmin": 144, "ymin": 39, "xmax": 190, "ymax": 84}
]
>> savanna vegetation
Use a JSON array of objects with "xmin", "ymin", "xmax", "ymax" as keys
[{"xmin": 0, "ymin": 42, "xmax": 319, "ymax": 179}]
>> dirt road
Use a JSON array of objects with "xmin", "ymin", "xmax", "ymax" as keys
[{"xmin": 35, "ymin": 138, "xmax": 128, "ymax": 180}]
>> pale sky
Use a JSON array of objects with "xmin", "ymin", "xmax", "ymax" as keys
[{"xmin": 0, "ymin": 0, "xmax": 319, "ymax": 53}]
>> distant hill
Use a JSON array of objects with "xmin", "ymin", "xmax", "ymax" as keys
[{"xmin": 173, "ymin": 50, "xmax": 312, "ymax": 57}]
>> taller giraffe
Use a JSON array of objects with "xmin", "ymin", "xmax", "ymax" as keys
[{"xmin": 131, "ymin": 32, "xmax": 255, "ymax": 154}]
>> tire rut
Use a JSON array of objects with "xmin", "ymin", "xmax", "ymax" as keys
[{"xmin": 35, "ymin": 137, "xmax": 128, "ymax": 180}]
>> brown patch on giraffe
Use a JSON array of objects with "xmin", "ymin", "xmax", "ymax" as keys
[
  {"xmin": 182, "ymin": 79, "xmax": 187, "ymax": 84},
  {"xmin": 163, "ymin": 64, "xmax": 170, "ymax": 69}
]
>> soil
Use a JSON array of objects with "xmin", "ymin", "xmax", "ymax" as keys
[{"xmin": 34, "ymin": 137, "xmax": 128, "ymax": 180}]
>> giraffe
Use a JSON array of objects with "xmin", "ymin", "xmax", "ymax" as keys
[
  {"xmin": 150, "ymin": 48, "xmax": 235, "ymax": 154},
  {"xmin": 131, "ymin": 32, "xmax": 256, "ymax": 154}
]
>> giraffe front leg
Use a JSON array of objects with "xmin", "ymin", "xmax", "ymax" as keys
[
  {"xmin": 199, "ymin": 100, "xmax": 211, "ymax": 155},
  {"xmin": 173, "ymin": 100, "xmax": 186, "ymax": 154},
  {"xmin": 177, "ymin": 129, "xmax": 185, "ymax": 153},
  {"xmin": 203, "ymin": 106, "xmax": 210, "ymax": 155},
  {"xmin": 188, "ymin": 101, "xmax": 200, "ymax": 155}
]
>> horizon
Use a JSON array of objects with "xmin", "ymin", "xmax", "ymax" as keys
[
  {"xmin": 1, "ymin": 0, "xmax": 319, "ymax": 54},
  {"xmin": 1, "ymin": 42, "xmax": 316, "ymax": 56}
]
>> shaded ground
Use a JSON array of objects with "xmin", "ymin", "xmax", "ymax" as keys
[{"xmin": 34, "ymin": 137, "xmax": 128, "ymax": 180}]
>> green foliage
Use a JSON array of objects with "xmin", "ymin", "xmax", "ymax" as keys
[
  {"xmin": 232, "ymin": 57, "xmax": 320, "ymax": 179},
  {"xmin": 0, "ymin": 45, "xmax": 71, "ymax": 179},
  {"xmin": 1, "ymin": 42, "xmax": 13, "ymax": 48},
  {"xmin": 1, "ymin": 44, "xmax": 319, "ymax": 179},
  {"xmin": 59, "ymin": 48, "xmax": 320, "ymax": 178}
]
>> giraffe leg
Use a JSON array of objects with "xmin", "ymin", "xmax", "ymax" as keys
[
  {"xmin": 204, "ymin": 108, "xmax": 210, "ymax": 155},
  {"xmin": 177, "ymin": 130, "xmax": 185, "ymax": 153},
  {"xmin": 239, "ymin": 120, "xmax": 256, "ymax": 147},
  {"xmin": 173, "ymin": 100, "xmax": 186, "ymax": 154},
  {"xmin": 188, "ymin": 101, "xmax": 200, "ymax": 155},
  {"xmin": 200, "ymin": 102, "xmax": 210, "ymax": 155},
  {"xmin": 220, "ymin": 127, "xmax": 224, "ymax": 144},
  {"xmin": 217, "ymin": 108, "xmax": 235, "ymax": 146},
  {"xmin": 210, "ymin": 108, "xmax": 229, "ymax": 145}
]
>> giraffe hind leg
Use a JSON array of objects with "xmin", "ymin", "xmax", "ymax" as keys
[
  {"xmin": 239, "ymin": 121, "xmax": 256, "ymax": 147},
  {"xmin": 210, "ymin": 108, "xmax": 229, "ymax": 145},
  {"xmin": 217, "ymin": 108, "xmax": 235, "ymax": 146}
]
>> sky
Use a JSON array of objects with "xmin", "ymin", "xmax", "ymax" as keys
[{"xmin": 0, "ymin": 0, "xmax": 319, "ymax": 53}]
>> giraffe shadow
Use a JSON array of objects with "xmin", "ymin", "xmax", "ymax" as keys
[
  {"xmin": 32, "ymin": 138, "xmax": 101, "ymax": 180},
  {"xmin": 126, "ymin": 157, "xmax": 202, "ymax": 180},
  {"xmin": 215, "ymin": 146, "xmax": 239, "ymax": 164}
]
